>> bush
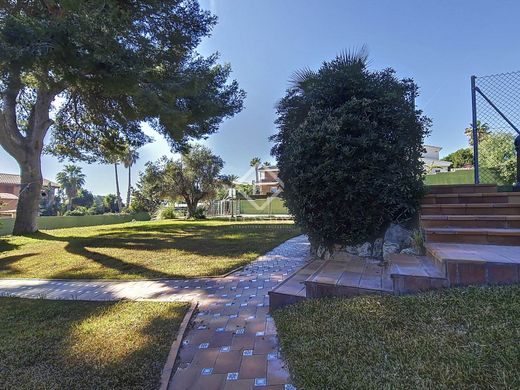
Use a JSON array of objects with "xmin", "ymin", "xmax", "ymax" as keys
[
  {"xmin": 193, "ymin": 206, "xmax": 206, "ymax": 219},
  {"xmin": 271, "ymin": 51, "xmax": 430, "ymax": 248},
  {"xmin": 63, "ymin": 206, "xmax": 91, "ymax": 216},
  {"xmin": 479, "ymin": 132, "xmax": 517, "ymax": 184},
  {"xmin": 154, "ymin": 204, "xmax": 180, "ymax": 220}
]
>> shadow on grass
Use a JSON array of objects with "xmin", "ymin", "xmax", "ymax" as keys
[
  {"xmin": 0, "ymin": 223, "xmax": 299, "ymax": 279},
  {"xmin": 0, "ymin": 297, "xmax": 186, "ymax": 389},
  {"xmin": 0, "ymin": 253, "xmax": 38, "ymax": 275}
]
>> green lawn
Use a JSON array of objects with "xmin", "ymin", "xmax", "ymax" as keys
[
  {"xmin": 424, "ymin": 167, "xmax": 507, "ymax": 185},
  {"xmin": 0, "ymin": 220, "xmax": 299, "ymax": 279},
  {"xmin": 239, "ymin": 198, "xmax": 289, "ymax": 215},
  {"xmin": 0, "ymin": 297, "xmax": 188, "ymax": 389},
  {"xmin": 273, "ymin": 285, "xmax": 520, "ymax": 389},
  {"xmin": 425, "ymin": 169, "xmax": 474, "ymax": 185}
]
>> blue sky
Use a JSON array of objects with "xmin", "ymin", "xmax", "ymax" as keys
[{"xmin": 1, "ymin": 0, "xmax": 519, "ymax": 194}]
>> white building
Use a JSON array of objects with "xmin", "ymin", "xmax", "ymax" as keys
[{"xmin": 421, "ymin": 145, "xmax": 452, "ymax": 174}]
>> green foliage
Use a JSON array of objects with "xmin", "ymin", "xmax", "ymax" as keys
[
  {"xmin": 0, "ymin": 0, "xmax": 245, "ymax": 160},
  {"xmin": 193, "ymin": 206, "xmax": 207, "ymax": 219},
  {"xmin": 479, "ymin": 132, "xmax": 517, "ymax": 184},
  {"xmin": 72, "ymin": 189, "xmax": 94, "ymax": 209},
  {"xmin": 442, "ymin": 148, "xmax": 473, "ymax": 168},
  {"xmin": 138, "ymin": 145, "xmax": 224, "ymax": 218},
  {"xmin": 64, "ymin": 206, "xmax": 91, "ymax": 216},
  {"xmin": 103, "ymin": 194, "xmax": 120, "ymax": 213},
  {"xmin": 271, "ymin": 50, "xmax": 430, "ymax": 247},
  {"xmin": 56, "ymin": 164, "xmax": 86, "ymax": 211},
  {"xmin": 464, "ymin": 121, "xmax": 491, "ymax": 146},
  {"xmin": 236, "ymin": 183, "xmax": 254, "ymax": 197},
  {"xmin": 154, "ymin": 204, "xmax": 181, "ymax": 220}
]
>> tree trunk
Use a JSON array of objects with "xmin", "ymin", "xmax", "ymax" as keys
[
  {"xmin": 255, "ymin": 165, "xmax": 259, "ymax": 194},
  {"xmin": 13, "ymin": 155, "xmax": 43, "ymax": 235},
  {"xmin": 67, "ymin": 193, "xmax": 73, "ymax": 212},
  {"xmin": 0, "ymin": 78, "xmax": 58, "ymax": 235},
  {"xmin": 114, "ymin": 163, "xmax": 123, "ymax": 211},
  {"xmin": 185, "ymin": 198, "xmax": 198, "ymax": 219},
  {"xmin": 126, "ymin": 164, "xmax": 131, "ymax": 207}
]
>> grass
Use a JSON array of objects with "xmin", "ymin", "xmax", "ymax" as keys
[
  {"xmin": 424, "ymin": 167, "xmax": 506, "ymax": 185},
  {"xmin": 239, "ymin": 198, "xmax": 289, "ymax": 215},
  {"xmin": 273, "ymin": 285, "xmax": 520, "ymax": 389},
  {"xmin": 0, "ymin": 219, "xmax": 299, "ymax": 280},
  {"xmin": 425, "ymin": 169, "xmax": 474, "ymax": 185},
  {"xmin": 0, "ymin": 297, "xmax": 188, "ymax": 389}
]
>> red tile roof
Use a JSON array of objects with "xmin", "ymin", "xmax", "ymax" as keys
[{"xmin": 0, "ymin": 173, "xmax": 59, "ymax": 187}]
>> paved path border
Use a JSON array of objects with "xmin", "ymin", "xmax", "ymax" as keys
[{"xmin": 160, "ymin": 301, "xmax": 199, "ymax": 390}]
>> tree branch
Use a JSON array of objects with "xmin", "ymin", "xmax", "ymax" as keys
[{"xmin": 0, "ymin": 69, "xmax": 24, "ymax": 159}]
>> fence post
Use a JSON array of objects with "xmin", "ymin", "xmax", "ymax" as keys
[
  {"xmin": 514, "ymin": 135, "xmax": 520, "ymax": 192},
  {"xmin": 471, "ymin": 75, "xmax": 480, "ymax": 184}
]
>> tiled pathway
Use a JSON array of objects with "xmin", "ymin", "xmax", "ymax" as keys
[{"xmin": 0, "ymin": 235, "xmax": 310, "ymax": 390}]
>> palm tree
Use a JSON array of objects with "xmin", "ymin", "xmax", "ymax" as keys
[
  {"xmin": 123, "ymin": 147, "xmax": 139, "ymax": 207},
  {"xmin": 56, "ymin": 165, "xmax": 86, "ymax": 211},
  {"xmin": 101, "ymin": 153, "xmax": 124, "ymax": 212},
  {"xmin": 249, "ymin": 157, "xmax": 261, "ymax": 195},
  {"xmin": 464, "ymin": 120, "xmax": 491, "ymax": 146}
]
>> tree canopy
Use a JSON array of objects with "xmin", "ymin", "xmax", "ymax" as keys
[
  {"xmin": 271, "ymin": 50, "xmax": 430, "ymax": 248},
  {"xmin": 442, "ymin": 148, "xmax": 473, "ymax": 168},
  {"xmin": 135, "ymin": 145, "xmax": 224, "ymax": 218},
  {"xmin": 0, "ymin": 0, "xmax": 245, "ymax": 234}
]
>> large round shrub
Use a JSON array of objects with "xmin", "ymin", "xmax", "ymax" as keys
[{"xmin": 271, "ymin": 51, "xmax": 430, "ymax": 248}]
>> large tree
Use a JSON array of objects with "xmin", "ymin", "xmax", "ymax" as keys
[
  {"xmin": 140, "ymin": 145, "xmax": 224, "ymax": 218},
  {"xmin": 0, "ymin": 1, "xmax": 244, "ymax": 234}
]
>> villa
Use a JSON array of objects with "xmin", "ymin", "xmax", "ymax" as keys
[
  {"xmin": 0, "ymin": 173, "xmax": 59, "ymax": 217},
  {"xmin": 421, "ymin": 145, "xmax": 452, "ymax": 174},
  {"xmin": 254, "ymin": 165, "xmax": 283, "ymax": 195}
]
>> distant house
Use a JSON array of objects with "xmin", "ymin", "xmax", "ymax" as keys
[
  {"xmin": 254, "ymin": 166, "xmax": 283, "ymax": 196},
  {"xmin": 421, "ymin": 145, "xmax": 452, "ymax": 174},
  {"xmin": 0, "ymin": 173, "xmax": 59, "ymax": 217}
]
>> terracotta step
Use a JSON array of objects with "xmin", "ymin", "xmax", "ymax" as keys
[
  {"xmin": 421, "ymin": 203, "xmax": 520, "ymax": 216},
  {"xmin": 426, "ymin": 184, "xmax": 497, "ymax": 194},
  {"xmin": 426, "ymin": 243, "xmax": 520, "ymax": 286},
  {"xmin": 304, "ymin": 259, "xmax": 393, "ymax": 299},
  {"xmin": 268, "ymin": 260, "xmax": 321, "ymax": 310},
  {"xmin": 389, "ymin": 253, "xmax": 448, "ymax": 294},
  {"xmin": 421, "ymin": 215, "xmax": 520, "ymax": 229},
  {"xmin": 422, "ymin": 192, "xmax": 520, "ymax": 205},
  {"xmin": 425, "ymin": 227, "xmax": 520, "ymax": 246}
]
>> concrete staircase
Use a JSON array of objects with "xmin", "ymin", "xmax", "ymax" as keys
[{"xmin": 269, "ymin": 184, "xmax": 520, "ymax": 310}]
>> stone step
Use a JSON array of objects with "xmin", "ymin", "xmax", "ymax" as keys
[
  {"xmin": 304, "ymin": 259, "xmax": 393, "ymax": 299},
  {"xmin": 421, "ymin": 203, "xmax": 520, "ymax": 216},
  {"xmin": 268, "ymin": 260, "xmax": 322, "ymax": 310},
  {"xmin": 422, "ymin": 192, "xmax": 520, "ymax": 205},
  {"xmin": 424, "ymin": 227, "xmax": 520, "ymax": 245},
  {"xmin": 421, "ymin": 215, "xmax": 520, "ymax": 229},
  {"xmin": 426, "ymin": 243, "xmax": 520, "ymax": 286},
  {"xmin": 426, "ymin": 184, "xmax": 497, "ymax": 194},
  {"xmin": 388, "ymin": 253, "xmax": 448, "ymax": 294}
]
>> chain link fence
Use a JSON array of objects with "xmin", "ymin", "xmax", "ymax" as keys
[{"xmin": 472, "ymin": 71, "xmax": 520, "ymax": 186}]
